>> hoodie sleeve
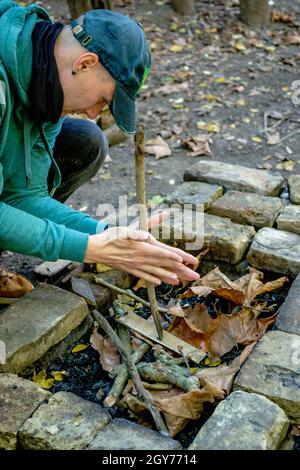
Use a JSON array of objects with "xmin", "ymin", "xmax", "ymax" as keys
[
  {"xmin": 11, "ymin": 194, "xmax": 108, "ymax": 236},
  {"xmin": 0, "ymin": 167, "xmax": 90, "ymax": 262}
]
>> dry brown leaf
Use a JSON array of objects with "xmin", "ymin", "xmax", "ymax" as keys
[
  {"xmin": 183, "ymin": 134, "xmax": 212, "ymax": 157},
  {"xmin": 283, "ymin": 34, "xmax": 300, "ymax": 45},
  {"xmin": 153, "ymin": 378, "xmax": 224, "ymax": 420},
  {"xmin": 0, "ymin": 266, "xmax": 34, "ymax": 298},
  {"xmin": 90, "ymin": 328, "xmax": 121, "ymax": 372},
  {"xmin": 156, "ymin": 82, "xmax": 189, "ymax": 96},
  {"xmin": 272, "ymin": 10, "xmax": 294, "ymax": 24},
  {"xmin": 169, "ymin": 297, "xmax": 280, "ymax": 358},
  {"xmin": 267, "ymin": 132, "xmax": 280, "ymax": 146},
  {"xmin": 196, "ymin": 343, "xmax": 256, "ymax": 393},
  {"xmin": 132, "ymin": 278, "xmax": 147, "ymax": 291},
  {"xmin": 145, "ymin": 136, "xmax": 172, "ymax": 159}
]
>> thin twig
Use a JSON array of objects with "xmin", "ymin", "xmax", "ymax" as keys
[
  {"xmin": 91, "ymin": 308, "xmax": 169, "ymax": 435},
  {"xmin": 92, "ymin": 275, "xmax": 168, "ymax": 314},
  {"xmin": 275, "ymin": 129, "xmax": 300, "ymax": 145},
  {"xmin": 135, "ymin": 123, "xmax": 164, "ymax": 340},
  {"xmin": 105, "ymin": 342, "xmax": 150, "ymax": 407}
]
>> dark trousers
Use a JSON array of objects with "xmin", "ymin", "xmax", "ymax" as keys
[{"xmin": 48, "ymin": 117, "xmax": 108, "ymax": 203}]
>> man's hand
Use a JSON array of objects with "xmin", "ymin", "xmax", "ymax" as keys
[{"xmin": 84, "ymin": 212, "xmax": 200, "ymax": 285}]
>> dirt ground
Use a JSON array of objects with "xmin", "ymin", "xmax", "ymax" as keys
[
  {"xmin": 2, "ymin": 0, "xmax": 300, "ymax": 273},
  {"xmin": 48, "ymin": 0, "xmax": 300, "ymax": 212}
]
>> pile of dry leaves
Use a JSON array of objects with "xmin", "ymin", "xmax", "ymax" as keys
[{"xmin": 90, "ymin": 265, "xmax": 288, "ymax": 437}]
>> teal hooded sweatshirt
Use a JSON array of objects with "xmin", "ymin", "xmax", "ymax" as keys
[{"xmin": 0, "ymin": 0, "xmax": 107, "ymax": 262}]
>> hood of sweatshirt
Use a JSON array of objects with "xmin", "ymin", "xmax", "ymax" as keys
[
  {"xmin": 0, "ymin": 0, "xmax": 50, "ymax": 108},
  {"xmin": 0, "ymin": 0, "xmax": 61, "ymax": 191}
]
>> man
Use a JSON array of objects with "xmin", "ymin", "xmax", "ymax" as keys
[{"xmin": 0, "ymin": 0, "xmax": 199, "ymax": 298}]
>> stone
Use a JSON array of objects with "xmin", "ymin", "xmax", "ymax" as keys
[
  {"xmin": 23, "ymin": 314, "xmax": 94, "ymax": 374},
  {"xmin": 277, "ymin": 204, "xmax": 300, "ymax": 235},
  {"xmin": 234, "ymin": 331, "xmax": 300, "ymax": 423},
  {"xmin": 87, "ymin": 418, "xmax": 182, "ymax": 450},
  {"xmin": 184, "ymin": 160, "xmax": 284, "ymax": 196},
  {"xmin": 189, "ymin": 391, "xmax": 289, "ymax": 450},
  {"xmin": 276, "ymin": 274, "xmax": 300, "ymax": 336},
  {"xmin": 79, "ymin": 269, "xmax": 133, "ymax": 310},
  {"xmin": 0, "ymin": 284, "xmax": 89, "ymax": 374},
  {"xmin": 19, "ymin": 391, "xmax": 110, "ymax": 450},
  {"xmin": 154, "ymin": 209, "xmax": 255, "ymax": 264},
  {"xmin": 0, "ymin": 374, "xmax": 51, "ymax": 450},
  {"xmin": 165, "ymin": 181, "xmax": 224, "ymax": 211},
  {"xmin": 33, "ymin": 260, "xmax": 74, "ymax": 282},
  {"xmin": 288, "ymin": 175, "xmax": 300, "ymax": 204},
  {"xmin": 209, "ymin": 190, "xmax": 282, "ymax": 228},
  {"xmin": 247, "ymin": 227, "xmax": 300, "ymax": 278}
]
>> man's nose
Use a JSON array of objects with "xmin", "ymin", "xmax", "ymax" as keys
[{"xmin": 86, "ymin": 102, "xmax": 107, "ymax": 119}]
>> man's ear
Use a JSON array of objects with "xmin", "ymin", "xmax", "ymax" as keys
[{"xmin": 73, "ymin": 52, "xmax": 99, "ymax": 72}]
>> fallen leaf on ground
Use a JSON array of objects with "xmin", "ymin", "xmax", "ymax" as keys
[
  {"xmin": 196, "ymin": 121, "xmax": 221, "ymax": 133},
  {"xmin": 50, "ymin": 371, "xmax": 68, "ymax": 381},
  {"xmin": 196, "ymin": 343, "xmax": 256, "ymax": 393},
  {"xmin": 267, "ymin": 132, "xmax": 280, "ymax": 145},
  {"xmin": 0, "ymin": 266, "xmax": 34, "ymax": 298},
  {"xmin": 71, "ymin": 344, "xmax": 88, "ymax": 353},
  {"xmin": 155, "ymin": 82, "xmax": 189, "ymax": 95},
  {"xmin": 283, "ymin": 34, "xmax": 300, "ymax": 45},
  {"xmin": 120, "ymin": 378, "xmax": 224, "ymax": 437},
  {"xmin": 182, "ymin": 134, "xmax": 212, "ymax": 157},
  {"xmin": 132, "ymin": 278, "xmax": 148, "ymax": 291},
  {"xmin": 90, "ymin": 327, "xmax": 121, "ymax": 372},
  {"xmin": 95, "ymin": 263, "xmax": 114, "ymax": 273},
  {"xmin": 32, "ymin": 370, "xmax": 54, "ymax": 389},
  {"xmin": 145, "ymin": 136, "xmax": 172, "ymax": 159},
  {"xmin": 271, "ymin": 11, "xmax": 294, "ymax": 24},
  {"xmin": 168, "ymin": 267, "xmax": 288, "ymax": 357}
]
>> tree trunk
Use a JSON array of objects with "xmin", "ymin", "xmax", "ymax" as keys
[
  {"xmin": 171, "ymin": 0, "xmax": 194, "ymax": 16},
  {"xmin": 240, "ymin": 0, "xmax": 270, "ymax": 26},
  {"xmin": 68, "ymin": 0, "xmax": 112, "ymax": 20},
  {"xmin": 68, "ymin": 0, "xmax": 92, "ymax": 19}
]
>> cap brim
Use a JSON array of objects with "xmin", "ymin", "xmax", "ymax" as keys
[{"xmin": 111, "ymin": 83, "xmax": 136, "ymax": 135}]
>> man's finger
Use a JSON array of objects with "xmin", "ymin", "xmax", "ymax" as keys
[{"xmin": 149, "ymin": 236, "xmax": 199, "ymax": 265}]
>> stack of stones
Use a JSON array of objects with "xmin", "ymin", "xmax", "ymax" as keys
[{"xmin": 160, "ymin": 160, "xmax": 300, "ymax": 278}]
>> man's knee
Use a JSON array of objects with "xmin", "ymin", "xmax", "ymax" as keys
[
  {"xmin": 54, "ymin": 118, "xmax": 109, "ymax": 171},
  {"xmin": 81, "ymin": 120, "xmax": 109, "ymax": 166}
]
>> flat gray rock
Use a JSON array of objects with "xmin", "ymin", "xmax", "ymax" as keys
[
  {"xmin": 0, "ymin": 374, "xmax": 51, "ymax": 450},
  {"xmin": 276, "ymin": 274, "xmax": 300, "ymax": 336},
  {"xmin": 247, "ymin": 227, "xmax": 300, "ymax": 278},
  {"xmin": 154, "ymin": 209, "xmax": 255, "ymax": 263},
  {"xmin": 288, "ymin": 175, "xmax": 300, "ymax": 204},
  {"xmin": 277, "ymin": 204, "xmax": 300, "ymax": 235},
  {"xmin": 234, "ymin": 331, "xmax": 300, "ymax": 423},
  {"xmin": 19, "ymin": 391, "xmax": 110, "ymax": 450},
  {"xmin": 209, "ymin": 190, "xmax": 282, "ymax": 228},
  {"xmin": 165, "ymin": 181, "xmax": 223, "ymax": 211},
  {"xmin": 184, "ymin": 160, "xmax": 284, "ymax": 196},
  {"xmin": 0, "ymin": 284, "xmax": 88, "ymax": 374},
  {"xmin": 33, "ymin": 260, "xmax": 74, "ymax": 282},
  {"xmin": 88, "ymin": 418, "xmax": 182, "ymax": 450},
  {"xmin": 189, "ymin": 391, "xmax": 289, "ymax": 450}
]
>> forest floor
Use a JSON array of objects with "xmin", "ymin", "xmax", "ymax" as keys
[{"xmin": 2, "ymin": 0, "xmax": 300, "ymax": 273}]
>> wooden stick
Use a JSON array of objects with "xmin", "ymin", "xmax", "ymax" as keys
[
  {"xmin": 137, "ymin": 362, "xmax": 199, "ymax": 392},
  {"xmin": 105, "ymin": 342, "xmax": 150, "ymax": 407},
  {"xmin": 91, "ymin": 308, "xmax": 169, "ymax": 435},
  {"xmin": 92, "ymin": 275, "xmax": 168, "ymax": 314},
  {"xmin": 135, "ymin": 123, "xmax": 164, "ymax": 340}
]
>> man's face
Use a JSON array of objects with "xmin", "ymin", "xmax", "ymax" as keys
[{"xmin": 60, "ymin": 60, "xmax": 116, "ymax": 120}]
